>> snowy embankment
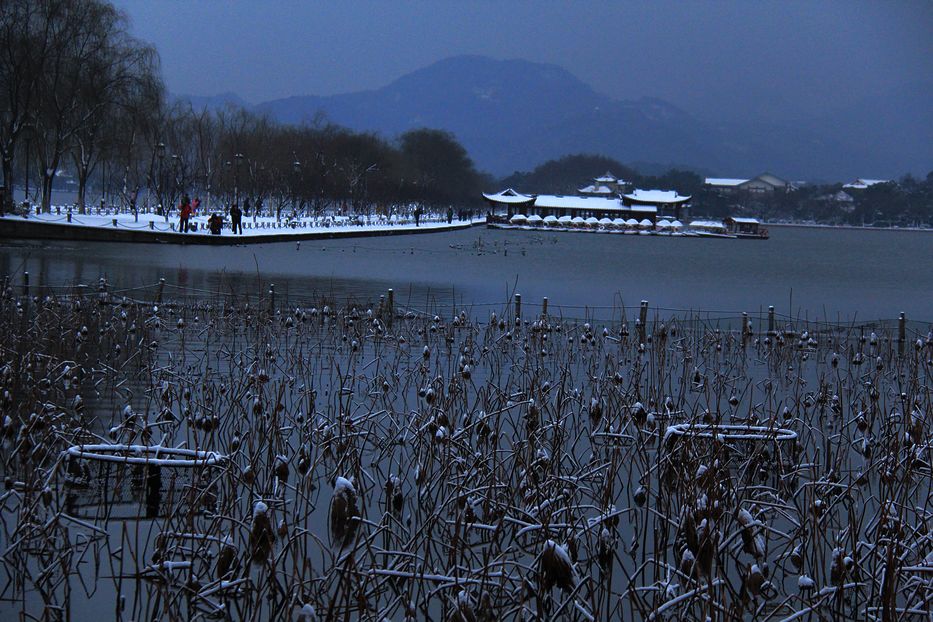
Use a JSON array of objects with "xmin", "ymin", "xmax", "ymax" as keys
[{"xmin": 0, "ymin": 210, "xmax": 483, "ymax": 244}]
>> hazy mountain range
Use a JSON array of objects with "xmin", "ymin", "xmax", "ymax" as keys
[{"xmin": 177, "ymin": 55, "xmax": 931, "ymax": 182}]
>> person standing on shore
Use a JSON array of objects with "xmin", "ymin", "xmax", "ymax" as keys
[
  {"xmin": 208, "ymin": 213, "xmax": 223, "ymax": 235},
  {"xmin": 230, "ymin": 202, "xmax": 243, "ymax": 235},
  {"xmin": 414, "ymin": 206, "xmax": 422, "ymax": 227},
  {"xmin": 179, "ymin": 196, "xmax": 192, "ymax": 233}
]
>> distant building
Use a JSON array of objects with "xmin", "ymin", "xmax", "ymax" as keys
[
  {"xmin": 579, "ymin": 171, "xmax": 628, "ymax": 195},
  {"xmin": 842, "ymin": 178, "xmax": 890, "ymax": 190},
  {"xmin": 817, "ymin": 190, "xmax": 854, "ymax": 204},
  {"xmin": 815, "ymin": 190, "xmax": 855, "ymax": 214},
  {"xmin": 704, "ymin": 177, "xmax": 747, "ymax": 192},
  {"xmin": 704, "ymin": 173, "xmax": 795, "ymax": 194}
]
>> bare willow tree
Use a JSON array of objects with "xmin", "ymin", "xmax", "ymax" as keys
[
  {"xmin": 69, "ymin": 19, "xmax": 161, "ymax": 213},
  {"xmin": 0, "ymin": 1, "xmax": 48, "ymax": 214},
  {"xmin": 25, "ymin": 0, "xmax": 159, "ymax": 213}
]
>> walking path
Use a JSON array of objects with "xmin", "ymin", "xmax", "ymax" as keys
[{"xmin": 0, "ymin": 211, "xmax": 484, "ymax": 244}]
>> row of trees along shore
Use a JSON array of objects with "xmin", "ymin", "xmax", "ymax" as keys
[{"xmin": 1, "ymin": 0, "xmax": 487, "ymax": 219}]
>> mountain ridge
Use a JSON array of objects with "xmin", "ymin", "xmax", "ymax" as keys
[{"xmin": 179, "ymin": 56, "xmax": 931, "ymax": 181}]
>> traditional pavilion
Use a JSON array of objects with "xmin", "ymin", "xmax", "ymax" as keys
[
  {"xmin": 578, "ymin": 171, "xmax": 629, "ymax": 195},
  {"xmin": 621, "ymin": 189, "xmax": 691, "ymax": 219},
  {"xmin": 483, "ymin": 173, "xmax": 692, "ymax": 228},
  {"xmin": 482, "ymin": 188, "xmax": 536, "ymax": 211},
  {"xmin": 484, "ymin": 192, "xmax": 657, "ymax": 224}
]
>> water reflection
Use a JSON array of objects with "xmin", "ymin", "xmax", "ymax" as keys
[{"xmin": 2, "ymin": 224, "xmax": 932, "ymax": 322}]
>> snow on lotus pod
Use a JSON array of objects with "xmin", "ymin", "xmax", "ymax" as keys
[
  {"xmin": 737, "ymin": 508, "xmax": 765, "ymax": 559},
  {"xmin": 450, "ymin": 590, "xmax": 475, "ymax": 622},
  {"xmin": 274, "ymin": 455, "xmax": 289, "ymax": 483},
  {"xmin": 294, "ymin": 603, "xmax": 318, "ymax": 622},
  {"xmin": 797, "ymin": 574, "xmax": 815, "ymax": 591},
  {"xmin": 249, "ymin": 501, "xmax": 275, "ymax": 564},
  {"xmin": 330, "ymin": 476, "xmax": 360, "ymax": 550},
  {"xmin": 539, "ymin": 540, "xmax": 577, "ymax": 593}
]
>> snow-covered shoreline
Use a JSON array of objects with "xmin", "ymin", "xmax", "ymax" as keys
[{"xmin": 0, "ymin": 211, "xmax": 484, "ymax": 244}]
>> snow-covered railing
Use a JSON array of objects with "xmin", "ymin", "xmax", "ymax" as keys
[{"xmin": 65, "ymin": 444, "xmax": 226, "ymax": 468}]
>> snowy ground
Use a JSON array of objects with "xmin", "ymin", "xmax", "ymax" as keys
[{"xmin": 0, "ymin": 209, "xmax": 483, "ymax": 238}]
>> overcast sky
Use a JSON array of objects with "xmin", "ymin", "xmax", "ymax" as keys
[{"xmin": 114, "ymin": 1, "xmax": 932, "ymax": 121}]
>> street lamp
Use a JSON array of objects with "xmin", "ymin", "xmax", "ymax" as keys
[
  {"xmin": 364, "ymin": 163, "xmax": 377, "ymax": 217},
  {"xmin": 233, "ymin": 153, "xmax": 244, "ymax": 209},
  {"xmin": 156, "ymin": 142, "xmax": 166, "ymax": 217},
  {"xmin": 171, "ymin": 154, "xmax": 180, "ymax": 213},
  {"xmin": 292, "ymin": 158, "xmax": 301, "ymax": 220}
]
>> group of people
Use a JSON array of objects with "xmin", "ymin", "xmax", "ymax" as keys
[{"xmin": 176, "ymin": 194, "xmax": 247, "ymax": 235}]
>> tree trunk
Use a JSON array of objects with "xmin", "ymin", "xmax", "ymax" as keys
[
  {"xmin": 40, "ymin": 172, "xmax": 54, "ymax": 214},
  {"xmin": 0, "ymin": 156, "xmax": 12, "ymax": 216},
  {"xmin": 76, "ymin": 170, "xmax": 89, "ymax": 214}
]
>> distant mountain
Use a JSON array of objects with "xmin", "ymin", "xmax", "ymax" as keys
[{"xmin": 247, "ymin": 56, "xmax": 929, "ymax": 181}]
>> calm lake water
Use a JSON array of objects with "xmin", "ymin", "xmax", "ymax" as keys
[{"xmin": 1, "ymin": 224, "xmax": 931, "ymax": 324}]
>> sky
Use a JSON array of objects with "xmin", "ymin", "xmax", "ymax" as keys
[{"xmin": 113, "ymin": 1, "xmax": 932, "ymax": 123}]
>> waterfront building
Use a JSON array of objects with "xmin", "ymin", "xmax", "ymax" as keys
[
  {"xmin": 704, "ymin": 173, "xmax": 794, "ymax": 194},
  {"xmin": 842, "ymin": 178, "xmax": 890, "ymax": 190}
]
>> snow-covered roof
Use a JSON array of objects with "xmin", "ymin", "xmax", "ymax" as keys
[
  {"xmin": 533, "ymin": 195, "xmax": 622, "ymax": 211},
  {"xmin": 842, "ymin": 178, "xmax": 890, "ymax": 189},
  {"xmin": 483, "ymin": 188, "xmax": 536, "ymax": 204},
  {"xmin": 727, "ymin": 217, "xmax": 760, "ymax": 224},
  {"xmin": 532, "ymin": 195, "xmax": 659, "ymax": 214},
  {"xmin": 689, "ymin": 220, "xmax": 725, "ymax": 229},
  {"xmin": 594, "ymin": 171, "xmax": 617, "ymax": 183},
  {"xmin": 705, "ymin": 177, "xmax": 747, "ymax": 187},
  {"xmin": 623, "ymin": 189, "xmax": 691, "ymax": 204},
  {"xmin": 578, "ymin": 184, "xmax": 614, "ymax": 194}
]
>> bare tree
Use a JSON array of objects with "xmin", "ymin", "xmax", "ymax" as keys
[
  {"xmin": 0, "ymin": 0, "xmax": 47, "ymax": 213},
  {"xmin": 69, "ymin": 25, "xmax": 160, "ymax": 213}
]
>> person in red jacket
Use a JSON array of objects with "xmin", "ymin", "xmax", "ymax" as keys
[{"xmin": 179, "ymin": 196, "xmax": 192, "ymax": 233}]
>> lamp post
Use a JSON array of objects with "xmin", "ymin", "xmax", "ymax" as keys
[
  {"xmin": 364, "ymin": 163, "xmax": 377, "ymax": 217},
  {"xmin": 292, "ymin": 158, "xmax": 301, "ymax": 221},
  {"xmin": 156, "ymin": 142, "xmax": 165, "ymax": 217},
  {"xmin": 171, "ymin": 154, "xmax": 179, "ymax": 213},
  {"xmin": 233, "ymin": 152, "xmax": 244, "ymax": 210}
]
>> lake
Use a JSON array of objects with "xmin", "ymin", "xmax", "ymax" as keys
[
  {"xmin": 1, "ymin": 224, "xmax": 931, "ymax": 325},
  {"xmin": 1, "ymin": 222, "xmax": 931, "ymax": 620}
]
